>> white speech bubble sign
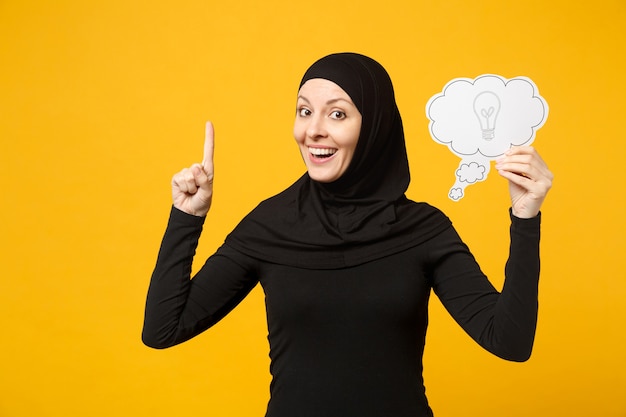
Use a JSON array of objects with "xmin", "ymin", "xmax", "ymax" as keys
[{"xmin": 426, "ymin": 75, "xmax": 548, "ymax": 201}]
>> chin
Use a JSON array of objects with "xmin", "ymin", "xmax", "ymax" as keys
[{"xmin": 307, "ymin": 171, "xmax": 340, "ymax": 183}]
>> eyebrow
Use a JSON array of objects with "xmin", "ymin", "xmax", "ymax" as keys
[{"xmin": 297, "ymin": 96, "xmax": 354, "ymax": 106}]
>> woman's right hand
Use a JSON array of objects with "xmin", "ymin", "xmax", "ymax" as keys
[{"xmin": 171, "ymin": 122, "xmax": 215, "ymax": 217}]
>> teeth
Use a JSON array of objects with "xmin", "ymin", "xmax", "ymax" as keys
[{"xmin": 309, "ymin": 147, "xmax": 337, "ymax": 156}]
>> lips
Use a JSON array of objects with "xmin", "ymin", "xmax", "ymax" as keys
[{"xmin": 308, "ymin": 147, "xmax": 337, "ymax": 158}]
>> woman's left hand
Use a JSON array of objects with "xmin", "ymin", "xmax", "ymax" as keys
[{"xmin": 495, "ymin": 146, "xmax": 553, "ymax": 219}]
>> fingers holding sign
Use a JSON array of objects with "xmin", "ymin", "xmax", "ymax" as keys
[
  {"xmin": 171, "ymin": 122, "xmax": 215, "ymax": 217},
  {"xmin": 496, "ymin": 146, "xmax": 553, "ymax": 219}
]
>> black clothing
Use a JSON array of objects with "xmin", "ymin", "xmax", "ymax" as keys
[
  {"xmin": 226, "ymin": 53, "xmax": 450, "ymax": 269},
  {"xmin": 143, "ymin": 53, "xmax": 542, "ymax": 416},
  {"xmin": 143, "ymin": 207, "xmax": 541, "ymax": 417},
  {"xmin": 225, "ymin": 177, "xmax": 451, "ymax": 269}
]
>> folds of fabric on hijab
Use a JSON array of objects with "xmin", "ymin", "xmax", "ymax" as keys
[{"xmin": 225, "ymin": 53, "xmax": 451, "ymax": 269}]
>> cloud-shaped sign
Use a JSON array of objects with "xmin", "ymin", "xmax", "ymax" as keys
[
  {"xmin": 457, "ymin": 162, "xmax": 486, "ymax": 183},
  {"xmin": 426, "ymin": 74, "xmax": 548, "ymax": 200}
]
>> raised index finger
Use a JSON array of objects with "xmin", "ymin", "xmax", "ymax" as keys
[{"xmin": 202, "ymin": 121, "xmax": 214, "ymax": 174}]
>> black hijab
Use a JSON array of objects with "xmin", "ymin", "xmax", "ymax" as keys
[{"xmin": 224, "ymin": 53, "xmax": 450, "ymax": 269}]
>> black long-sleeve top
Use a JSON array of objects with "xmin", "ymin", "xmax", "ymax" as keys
[{"xmin": 143, "ymin": 207, "xmax": 541, "ymax": 417}]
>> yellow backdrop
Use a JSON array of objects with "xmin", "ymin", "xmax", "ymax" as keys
[{"xmin": 1, "ymin": 1, "xmax": 625, "ymax": 416}]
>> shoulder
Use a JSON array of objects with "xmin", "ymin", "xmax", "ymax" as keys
[{"xmin": 399, "ymin": 197, "xmax": 452, "ymax": 228}]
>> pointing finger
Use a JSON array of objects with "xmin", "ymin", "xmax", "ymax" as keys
[{"xmin": 202, "ymin": 121, "xmax": 214, "ymax": 175}]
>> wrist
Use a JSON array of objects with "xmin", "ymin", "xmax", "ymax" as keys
[
  {"xmin": 172, "ymin": 204, "xmax": 209, "ymax": 218},
  {"xmin": 510, "ymin": 207, "xmax": 540, "ymax": 220}
]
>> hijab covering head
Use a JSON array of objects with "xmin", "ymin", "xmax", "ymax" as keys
[
  {"xmin": 225, "ymin": 53, "xmax": 450, "ymax": 269},
  {"xmin": 298, "ymin": 53, "xmax": 408, "ymax": 201}
]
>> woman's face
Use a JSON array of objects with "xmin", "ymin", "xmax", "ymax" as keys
[{"xmin": 294, "ymin": 78, "xmax": 362, "ymax": 183}]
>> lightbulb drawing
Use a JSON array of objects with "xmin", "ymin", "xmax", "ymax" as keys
[
  {"xmin": 425, "ymin": 74, "xmax": 548, "ymax": 201},
  {"xmin": 473, "ymin": 91, "xmax": 500, "ymax": 141}
]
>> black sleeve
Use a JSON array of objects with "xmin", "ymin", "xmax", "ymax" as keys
[
  {"xmin": 142, "ymin": 207, "xmax": 260, "ymax": 349},
  {"xmin": 428, "ymin": 211, "xmax": 541, "ymax": 362}
]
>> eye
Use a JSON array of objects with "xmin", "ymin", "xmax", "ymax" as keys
[
  {"xmin": 298, "ymin": 107, "xmax": 311, "ymax": 117},
  {"xmin": 330, "ymin": 111, "xmax": 346, "ymax": 120}
]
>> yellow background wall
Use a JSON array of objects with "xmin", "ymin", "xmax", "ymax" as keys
[{"xmin": 1, "ymin": 1, "xmax": 625, "ymax": 416}]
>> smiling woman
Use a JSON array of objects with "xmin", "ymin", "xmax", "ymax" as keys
[
  {"xmin": 142, "ymin": 52, "xmax": 553, "ymax": 417},
  {"xmin": 294, "ymin": 78, "xmax": 362, "ymax": 183}
]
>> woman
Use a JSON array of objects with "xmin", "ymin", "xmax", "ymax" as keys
[{"xmin": 142, "ymin": 53, "xmax": 553, "ymax": 416}]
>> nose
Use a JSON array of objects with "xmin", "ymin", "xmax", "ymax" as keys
[{"xmin": 306, "ymin": 114, "xmax": 327, "ymax": 139}]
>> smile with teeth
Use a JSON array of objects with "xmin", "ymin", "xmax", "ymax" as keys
[{"xmin": 309, "ymin": 147, "xmax": 337, "ymax": 158}]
